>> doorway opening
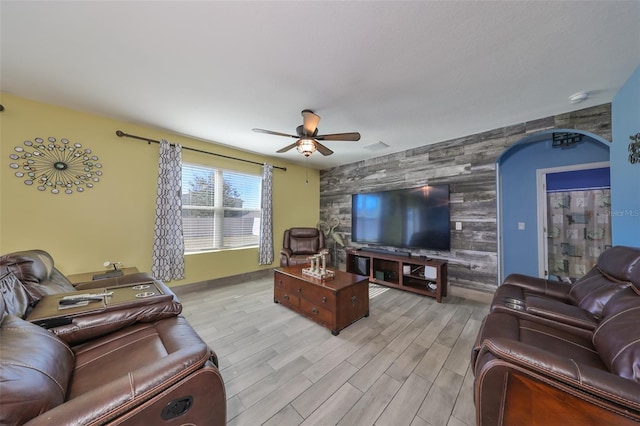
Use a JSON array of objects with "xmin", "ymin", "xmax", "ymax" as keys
[{"xmin": 536, "ymin": 162, "xmax": 611, "ymax": 282}]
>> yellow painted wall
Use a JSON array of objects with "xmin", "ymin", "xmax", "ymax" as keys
[{"xmin": 0, "ymin": 93, "xmax": 320, "ymax": 286}]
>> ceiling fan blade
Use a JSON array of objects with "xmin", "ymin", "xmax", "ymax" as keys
[
  {"xmin": 253, "ymin": 128, "xmax": 298, "ymax": 139},
  {"xmin": 276, "ymin": 142, "xmax": 299, "ymax": 153},
  {"xmin": 315, "ymin": 141, "xmax": 334, "ymax": 156},
  {"xmin": 315, "ymin": 132, "xmax": 361, "ymax": 141},
  {"xmin": 301, "ymin": 110, "xmax": 320, "ymax": 136}
]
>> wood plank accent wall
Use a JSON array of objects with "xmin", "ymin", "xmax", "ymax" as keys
[{"xmin": 319, "ymin": 104, "xmax": 612, "ymax": 294}]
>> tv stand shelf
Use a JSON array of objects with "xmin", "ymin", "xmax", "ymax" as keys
[{"xmin": 346, "ymin": 249, "xmax": 448, "ymax": 302}]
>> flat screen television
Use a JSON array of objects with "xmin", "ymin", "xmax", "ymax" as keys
[{"xmin": 351, "ymin": 185, "xmax": 450, "ymax": 251}]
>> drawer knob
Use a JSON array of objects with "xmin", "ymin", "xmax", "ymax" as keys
[
  {"xmin": 351, "ymin": 296, "xmax": 357, "ymax": 306},
  {"xmin": 322, "ymin": 296, "xmax": 327, "ymax": 303},
  {"xmin": 297, "ymin": 288, "xmax": 302, "ymax": 293},
  {"xmin": 312, "ymin": 308, "xmax": 319, "ymax": 315},
  {"xmin": 283, "ymin": 295, "xmax": 289, "ymax": 300}
]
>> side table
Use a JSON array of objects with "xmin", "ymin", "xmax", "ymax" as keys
[{"xmin": 67, "ymin": 267, "xmax": 139, "ymax": 284}]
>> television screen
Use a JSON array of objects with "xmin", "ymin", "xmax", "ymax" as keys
[{"xmin": 351, "ymin": 185, "xmax": 450, "ymax": 251}]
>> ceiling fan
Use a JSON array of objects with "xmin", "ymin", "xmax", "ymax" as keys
[{"xmin": 252, "ymin": 109, "xmax": 361, "ymax": 157}]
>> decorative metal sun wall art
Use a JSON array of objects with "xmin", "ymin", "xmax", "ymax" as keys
[{"xmin": 9, "ymin": 137, "xmax": 103, "ymax": 194}]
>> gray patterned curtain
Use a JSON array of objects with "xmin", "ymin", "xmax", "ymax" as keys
[
  {"xmin": 258, "ymin": 163, "xmax": 274, "ymax": 265},
  {"xmin": 152, "ymin": 139, "xmax": 185, "ymax": 281}
]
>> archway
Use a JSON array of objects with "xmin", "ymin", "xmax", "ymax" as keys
[{"xmin": 496, "ymin": 129, "xmax": 610, "ymax": 283}]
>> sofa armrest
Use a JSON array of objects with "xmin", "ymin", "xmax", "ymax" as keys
[
  {"xmin": 280, "ymin": 248, "xmax": 293, "ymax": 257},
  {"xmin": 280, "ymin": 248, "xmax": 293, "ymax": 267},
  {"xmin": 50, "ymin": 298, "xmax": 183, "ymax": 345},
  {"xmin": 503, "ymin": 273, "xmax": 571, "ymax": 300},
  {"xmin": 476, "ymin": 337, "xmax": 640, "ymax": 411},
  {"xmin": 525, "ymin": 295, "xmax": 599, "ymax": 330},
  {"xmin": 28, "ymin": 281, "xmax": 183, "ymax": 344}
]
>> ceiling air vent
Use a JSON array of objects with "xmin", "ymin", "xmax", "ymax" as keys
[{"xmin": 362, "ymin": 141, "xmax": 390, "ymax": 152}]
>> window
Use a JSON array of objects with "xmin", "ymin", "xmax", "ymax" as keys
[{"xmin": 182, "ymin": 163, "xmax": 262, "ymax": 252}]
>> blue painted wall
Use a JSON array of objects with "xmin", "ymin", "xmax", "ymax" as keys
[
  {"xmin": 500, "ymin": 137, "xmax": 609, "ymax": 278},
  {"xmin": 611, "ymin": 64, "xmax": 640, "ymax": 247}
]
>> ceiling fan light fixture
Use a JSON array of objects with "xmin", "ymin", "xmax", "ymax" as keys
[
  {"xmin": 253, "ymin": 109, "xmax": 359, "ymax": 157},
  {"xmin": 297, "ymin": 139, "xmax": 316, "ymax": 157}
]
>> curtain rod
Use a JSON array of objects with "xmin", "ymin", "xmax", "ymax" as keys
[{"xmin": 115, "ymin": 130, "xmax": 287, "ymax": 171}]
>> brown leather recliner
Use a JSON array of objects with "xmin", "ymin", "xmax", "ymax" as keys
[
  {"xmin": 0, "ymin": 297, "xmax": 226, "ymax": 425},
  {"xmin": 279, "ymin": 227, "xmax": 326, "ymax": 267},
  {"xmin": 471, "ymin": 245, "xmax": 640, "ymax": 425}
]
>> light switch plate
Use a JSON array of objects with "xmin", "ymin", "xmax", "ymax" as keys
[
  {"xmin": 518, "ymin": 222, "xmax": 525, "ymax": 230},
  {"xmin": 455, "ymin": 222, "xmax": 462, "ymax": 230}
]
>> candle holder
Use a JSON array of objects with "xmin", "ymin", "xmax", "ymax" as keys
[{"xmin": 302, "ymin": 249, "xmax": 335, "ymax": 280}]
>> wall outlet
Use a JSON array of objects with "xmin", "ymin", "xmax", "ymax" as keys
[
  {"xmin": 518, "ymin": 222, "xmax": 525, "ymax": 230},
  {"xmin": 455, "ymin": 222, "xmax": 462, "ymax": 230}
]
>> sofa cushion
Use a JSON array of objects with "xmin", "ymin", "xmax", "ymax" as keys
[
  {"xmin": 597, "ymin": 245, "xmax": 640, "ymax": 284},
  {"xmin": 0, "ymin": 250, "xmax": 75, "ymax": 301},
  {"xmin": 0, "ymin": 269, "xmax": 33, "ymax": 318},
  {"xmin": 0, "ymin": 249, "xmax": 76, "ymax": 299},
  {"xmin": 290, "ymin": 237, "xmax": 320, "ymax": 254},
  {"xmin": 0, "ymin": 314, "xmax": 75, "ymax": 424},
  {"xmin": 567, "ymin": 246, "xmax": 640, "ymax": 317},
  {"xmin": 0, "ymin": 288, "xmax": 5, "ymax": 317},
  {"xmin": 568, "ymin": 268, "xmax": 630, "ymax": 318},
  {"xmin": 593, "ymin": 287, "xmax": 640, "ymax": 382},
  {"xmin": 54, "ymin": 316, "xmax": 214, "ymax": 426}
]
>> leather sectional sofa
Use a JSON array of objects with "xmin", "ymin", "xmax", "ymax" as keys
[
  {"xmin": 0, "ymin": 249, "xmax": 226, "ymax": 425},
  {"xmin": 471, "ymin": 245, "xmax": 640, "ymax": 425}
]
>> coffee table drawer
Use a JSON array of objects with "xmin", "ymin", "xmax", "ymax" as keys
[
  {"xmin": 299, "ymin": 286, "xmax": 335, "ymax": 308},
  {"xmin": 274, "ymin": 286, "xmax": 299, "ymax": 308},
  {"xmin": 275, "ymin": 273, "xmax": 304, "ymax": 294},
  {"xmin": 299, "ymin": 298, "xmax": 332, "ymax": 326}
]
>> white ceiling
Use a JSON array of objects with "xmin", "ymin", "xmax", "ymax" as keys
[{"xmin": 2, "ymin": 1, "xmax": 639, "ymax": 170}]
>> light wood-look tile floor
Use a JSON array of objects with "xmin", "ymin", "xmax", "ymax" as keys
[{"xmin": 177, "ymin": 272, "xmax": 490, "ymax": 426}]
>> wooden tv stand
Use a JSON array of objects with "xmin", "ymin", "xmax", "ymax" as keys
[{"xmin": 346, "ymin": 249, "xmax": 448, "ymax": 302}]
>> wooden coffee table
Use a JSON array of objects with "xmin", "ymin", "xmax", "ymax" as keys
[{"xmin": 274, "ymin": 265, "xmax": 369, "ymax": 335}]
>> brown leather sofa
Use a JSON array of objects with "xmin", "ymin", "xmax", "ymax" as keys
[
  {"xmin": 489, "ymin": 245, "xmax": 639, "ymax": 337},
  {"xmin": 0, "ymin": 250, "xmax": 227, "ymax": 425},
  {"xmin": 0, "ymin": 249, "xmax": 181, "ymax": 344},
  {"xmin": 0, "ymin": 249, "xmax": 155, "ymax": 298},
  {"xmin": 471, "ymin": 245, "xmax": 640, "ymax": 425},
  {"xmin": 279, "ymin": 227, "xmax": 326, "ymax": 267}
]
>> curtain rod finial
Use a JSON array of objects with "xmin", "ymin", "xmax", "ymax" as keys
[{"xmin": 115, "ymin": 130, "xmax": 125, "ymax": 137}]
